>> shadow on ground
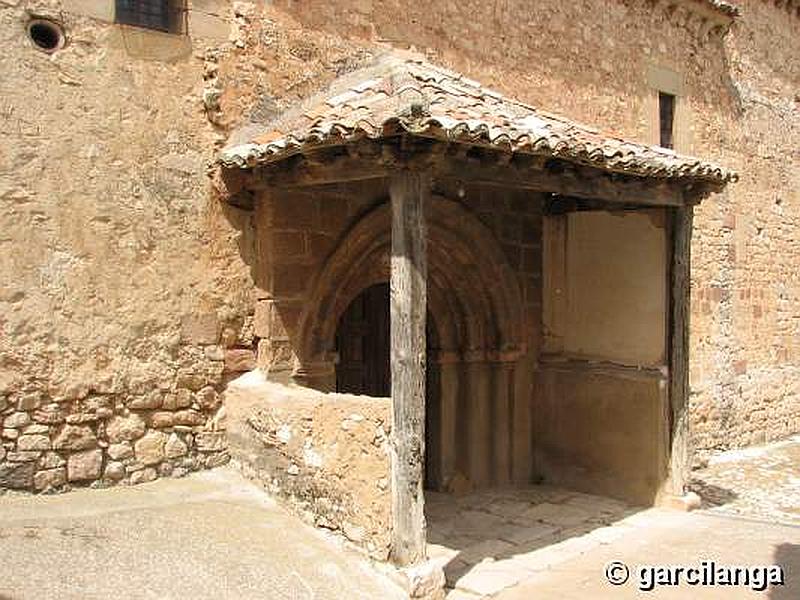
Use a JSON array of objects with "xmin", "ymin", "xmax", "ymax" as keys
[
  {"xmin": 771, "ymin": 543, "xmax": 799, "ymax": 600},
  {"xmin": 688, "ymin": 477, "xmax": 739, "ymax": 508},
  {"xmin": 425, "ymin": 485, "xmax": 641, "ymax": 593}
]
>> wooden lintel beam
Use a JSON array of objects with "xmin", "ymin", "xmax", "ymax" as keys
[
  {"xmin": 247, "ymin": 157, "xmax": 390, "ymax": 189},
  {"xmin": 433, "ymin": 158, "xmax": 685, "ymax": 207},
  {"xmin": 234, "ymin": 140, "xmax": 691, "ymax": 207},
  {"xmin": 683, "ymin": 182, "xmax": 723, "ymax": 205}
]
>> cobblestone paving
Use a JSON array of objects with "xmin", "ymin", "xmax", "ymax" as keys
[
  {"xmin": 690, "ymin": 435, "xmax": 800, "ymax": 525},
  {"xmin": 426, "ymin": 486, "xmax": 637, "ymax": 598}
]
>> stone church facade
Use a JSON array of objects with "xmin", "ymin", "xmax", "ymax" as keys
[{"xmin": 0, "ymin": 0, "xmax": 797, "ymax": 542}]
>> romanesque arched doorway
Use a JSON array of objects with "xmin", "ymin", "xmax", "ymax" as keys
[{"xmin": 299, "ymin": 196, "xmax": 525, "ymax": 492}]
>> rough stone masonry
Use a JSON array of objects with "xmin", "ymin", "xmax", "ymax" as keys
[{"xmin": 1, "ymin": 0, "xmax": 798, "ymax": 495}]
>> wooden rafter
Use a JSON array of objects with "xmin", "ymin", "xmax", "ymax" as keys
[{"xmin": 231, "ymin": 137, "xmax": 718, "ymax": 208}]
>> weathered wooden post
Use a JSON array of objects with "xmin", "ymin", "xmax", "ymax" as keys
[
  {"xmin": 669, "ymin": 204, "xmax": 693, "ymax": 496},
  {"xmin": 389, "ymin": 170, "xmax": 429, "ymax": 566}
]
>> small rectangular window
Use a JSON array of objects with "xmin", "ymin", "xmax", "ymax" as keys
[
  {"xmin": 658, "ymin": 92, "xmax": 676, "ymax": 149},
  {"xmin": 115, "ymin": 0, "xmax": 185, "ymax": 34}
]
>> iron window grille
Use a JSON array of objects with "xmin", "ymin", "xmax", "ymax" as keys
[{"xmin": 115, "ymin": 0, "xmax": 186, "ymax": 34}]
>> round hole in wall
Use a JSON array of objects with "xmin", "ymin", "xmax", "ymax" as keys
[{"xmin": 27, "ymin": 19, "xmax": 65, "ymax": 53}]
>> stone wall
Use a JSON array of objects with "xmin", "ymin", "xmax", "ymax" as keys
[
  {"xmin": 688, "ymin": 0, "xmax": 800, "ymax": 460},
  {"xmin": 1, "ymin": 0, "xmax": 798, "ymax": 494},
  {"xmin": 225, "ymin": 371, "xmax": 392, "ymax": 559},
  {"xmin": 536, "ymin": 208, "xmax": 673, "ymax": 504},
  {"xmin": 250, "ymin": 181, "xmax": 389, "ymax": 385},
  {"xmin": 535, "ymin": 365, "xmax": 668, "ymax": 505},
  {"xmin": 452, "ymin": 183, "xmax": 543, "ymax": 352},
  {"xmin": 0, "ymin": 0, "xmax": 255, "ymax": 492},
  {"xmin": 542, "ymin": 210, "xmax": 669, "ymax": 366}
]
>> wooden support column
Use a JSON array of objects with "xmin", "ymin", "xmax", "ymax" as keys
[
  {"xmin": 389, "ymin": 171, "xmax": 429, "ymax": 566},
  {"xmin": 668, "ymin": 205, "xmax": 693, "ymax": 496}
]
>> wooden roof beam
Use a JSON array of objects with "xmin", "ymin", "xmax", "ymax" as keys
[{"xmin": 237, "ymin": 139, "xmax": 696, "ymax": 207}]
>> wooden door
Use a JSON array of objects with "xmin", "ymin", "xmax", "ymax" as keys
[{"xmin": 335, "ymin": 283, "xmax": 391, "ymax": 396}]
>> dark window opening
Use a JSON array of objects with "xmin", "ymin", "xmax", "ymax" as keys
[
  {"xmin": 115, "ymin": 0, "xmax": 185, "ymax": 34},
  {"xmin": 659, "ymin": 92, "xmax": 676, "ymax": 149}
]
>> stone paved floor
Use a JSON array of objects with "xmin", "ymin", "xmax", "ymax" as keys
[
  {"xmin": 426, "ymin": 486, "xmax": 637, "ymax": 597},
  {"xmin": 429, "ymin": 437, "xmax": 800, "ymax": 599},
  {"xmin": 493, "ymin": 509, "xmax": 798, "ymax": 600},
  {"xmin": 427, "ymin": 486, "xmax": 799, "ymax": 599},
  {"xmin": 690, "ymin": 435, "xmax": 800, "ymax": 526}
]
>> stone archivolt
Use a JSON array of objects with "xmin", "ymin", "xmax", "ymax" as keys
[{"xmin": 295, "ymin": 195, "xmax": 525, "ymax": 383}]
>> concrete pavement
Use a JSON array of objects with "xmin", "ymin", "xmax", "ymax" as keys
[{"xmin": 0, "ymin": 467, "xmax": 405, "ymax": 600}]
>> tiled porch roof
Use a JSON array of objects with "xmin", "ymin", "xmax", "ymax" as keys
[{"xmin": 220, "ymin": 54, "xmax": 737, "ymax": 186}]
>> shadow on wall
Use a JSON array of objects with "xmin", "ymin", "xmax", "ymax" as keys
[{"xmin": 771, "ymin": 543, "xmax": 799, "ymax": 600}]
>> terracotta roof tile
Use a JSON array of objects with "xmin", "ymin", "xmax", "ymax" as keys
[
  {"xmin": 220, "ymin": 54, "xmax": 737, "ymax": 185},
  {"xmin": 703, "ymin": 0, "xmax": 740, "ymax": 17}
]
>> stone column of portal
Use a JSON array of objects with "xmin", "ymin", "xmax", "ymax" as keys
[
  {"xmin": 465, "ymin": 350, "xmax": 492, "ymax": 488},
  {"xmin": 511, "ymin": 353, "xmax": 533, "ymax": 484},
  {"xmin": 492, "ymin": 359, "xmax": 514, "ymax": 486},
  {"xmin": 292, "ymin": 358, "xmax": 336, "ymax": 392},
  {"xmin": 436, "ymin": 351, "xmax": 460, "ymax": 490}
]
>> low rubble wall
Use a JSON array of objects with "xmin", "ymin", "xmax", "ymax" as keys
[{"xmin": 226, "ymin": 371, "xmax": 392, "ymax": 559}]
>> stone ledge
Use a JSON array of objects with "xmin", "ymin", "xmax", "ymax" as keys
[
  {"xmin": 659, "ymin": 491, "xmax": 703, "ymax": 511},
  {"xmin": 653, "ymin": 0, "xmax": 738, "ymax": 40}
]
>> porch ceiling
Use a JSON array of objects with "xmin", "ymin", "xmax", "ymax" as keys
[{"xmin": 219, "ymin": 53, "xmax": 737, "ymax": 194}]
